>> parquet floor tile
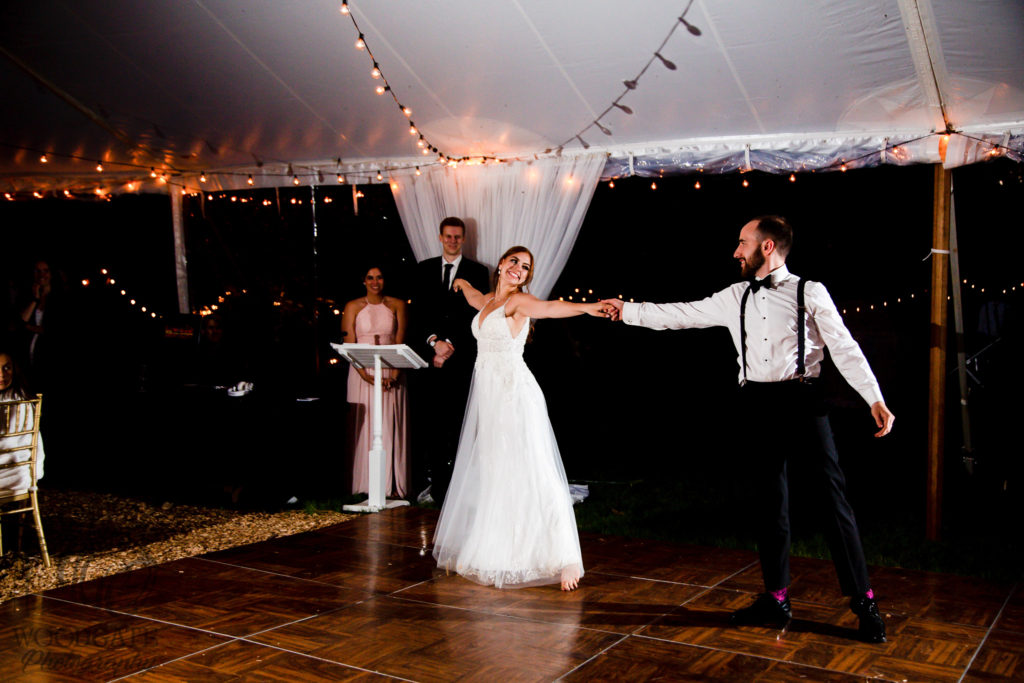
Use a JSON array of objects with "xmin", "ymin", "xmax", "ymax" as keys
[
  {"xmin": 249, "ymin": 594, "xmax": 622, "ymax": 682},
  {"xmin": 961, "ymin": 628, "xmax": 1024, "ymax": 681},
  {"xmin": 204, "ymin": 532, "xmax": 437, "ymax": 594},
  {"xmin": 396, "ymin": 569, "xmax": 705, "ymax": 634},
  {"xmin": 2, "ymin": 507, "xmax": 1019, "ymax": 681},
  {"xmin": 124, "ymin": 639, "xmax": 393, "ymax": 681},
  {"xmin": 0, "ymin": 594, "xmax": 228, "ymax": 681},
  {"xmin": 640, "ymin": 587, "xmax": 989, "ymax": 682},
  {"xmin": 579, "ymin": 534, "xmax": 758, "ymax": 587},
  {"xmin": 991, "ymin": 583, "xmax": 1024, "ymax": 634},
  {"xmin": 41, "ymin": 557, "xmax": 371, "ymax": 637},
  {"xmin": 563, "ymin": 634, "xmax": 871, "ymax": 682},
  {"xmin": 323, "ymin": 505, "xmax": 437, "ymax": 549}
]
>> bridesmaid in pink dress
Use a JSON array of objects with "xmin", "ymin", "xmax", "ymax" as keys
[{"xmin": 341, "ymin": 265, "xmax": 410, "ymax": 498}]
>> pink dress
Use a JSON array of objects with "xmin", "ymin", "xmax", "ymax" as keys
[{"xmin": 347, "ymin": 301, "xmax": 408, "ymax": 497}]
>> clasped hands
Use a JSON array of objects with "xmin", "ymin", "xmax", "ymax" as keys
[{"xmin": 358, "ymin": 369, "xmax": 401, "ymax": 390}]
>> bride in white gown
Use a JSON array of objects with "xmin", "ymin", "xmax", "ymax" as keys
[{"xmin": 432, "ymin": 246, "xmax": 611, "ymax": 591}]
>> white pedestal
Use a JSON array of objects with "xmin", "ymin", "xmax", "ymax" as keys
[{"xmin": 331, "ymin": 343, "xmax": 427, "ymax": 513}]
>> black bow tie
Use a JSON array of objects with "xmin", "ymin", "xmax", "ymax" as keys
[{"xmin": 748, "ymin": 277, "xmax": 773, "ymax": 293}]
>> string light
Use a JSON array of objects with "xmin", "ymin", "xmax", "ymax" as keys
[
  {"xmin": 292, "ymin": 175, "xmax": 300, "ymax": 185},
  {"xmin": 96, "ymin": 163, "xmax": 103, "ymax": 172},
  {"xmin": 247, "ymin": 175, "xmax": 254, "ymax": 185},
  {"xmin": 40, "ymin": 154, "xmax": 48, "ymax": 163},
  {"xmin": 789, "ymin": 174, "xmax": 796, "ymax": 182},
  {"xmin": 340, "ymin": 1, "xmax": 349, "ymax": 14}
]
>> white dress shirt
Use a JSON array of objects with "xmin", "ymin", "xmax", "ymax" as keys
[
  {"xmin": 622, "ymin": 264, "xmax": 884, "ymax": 406},
  {"xmin": 440, "ymin": 254, "xmax": 463, "ymax": 289}
]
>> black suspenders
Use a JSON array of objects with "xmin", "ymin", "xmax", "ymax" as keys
[{"xmin": 740, "ymin": 277, "xmax": 808, "ymax": 383}]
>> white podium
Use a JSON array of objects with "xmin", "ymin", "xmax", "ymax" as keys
[{"xmin": 331, "ymin": 343, "xmax": 428, "ymax": 512}]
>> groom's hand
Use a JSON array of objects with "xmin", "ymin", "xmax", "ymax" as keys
[{"xmin": 600, "ymin": 298, "xmax": 624, "ymax": 321}]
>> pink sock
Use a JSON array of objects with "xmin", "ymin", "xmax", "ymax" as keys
[
  {"xmin": 771, "ymin": 588, "xmax": 788, "ymax": 602},
  {"xmin": 865, "ymin": 589, "xmax": 874, "ymax": 600}
]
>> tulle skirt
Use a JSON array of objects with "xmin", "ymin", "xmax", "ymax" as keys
[{"xmin": 432, "ymin": 354, "xmax": 583, "ymax": 588}]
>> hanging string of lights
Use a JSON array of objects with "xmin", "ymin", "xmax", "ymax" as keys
[
  {"xmin": 552, "ymin": 0, "xmax": 702, "ymax": 154},
  {"xmin": 4, "ymin": 1, "xmax": 1022, "ymax": 200}
]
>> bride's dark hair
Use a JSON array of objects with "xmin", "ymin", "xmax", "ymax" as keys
[{"xmin": 493, "ymin": 246, "xmax": 535, "ymax": 292}]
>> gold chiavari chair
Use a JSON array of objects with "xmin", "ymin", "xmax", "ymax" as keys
[{"xmin": 0, "ymin": 394, "xmax": 50, "ymax": 567}]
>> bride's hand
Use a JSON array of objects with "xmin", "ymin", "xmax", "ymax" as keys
[
  {"xmin": 585, "ymin": 302, "xmax": 612, "ymax": 318},
  {"xmin": 452, "ymin": 278, "xmax": 466, "ymax": 293}
]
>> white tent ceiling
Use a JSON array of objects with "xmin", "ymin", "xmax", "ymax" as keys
[{"xmin": 2, "ymin": 0, "xmax": 1022, "ymax": 194}]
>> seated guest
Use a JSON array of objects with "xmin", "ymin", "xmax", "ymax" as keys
[{"xmin": 0, "ymin": 347, "xmax": 44, "ymax": 491}]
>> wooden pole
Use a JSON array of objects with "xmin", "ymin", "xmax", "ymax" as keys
[
  {"xmin": 927, "ymin": 164, "xmax": 951, "ymax": 541},
  {"xmin": 170, "ymin": 185, "xmax": 190, "ymax": 315}
]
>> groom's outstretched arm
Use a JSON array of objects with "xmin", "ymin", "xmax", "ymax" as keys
[{"xmin": 600, "ymin": 298, "xmax": 624, "ymax": 321}]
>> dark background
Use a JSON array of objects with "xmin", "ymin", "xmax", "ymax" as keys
[{"xmin": 1, "ymin": 160, "xmax": 1021, "ymax": 552}]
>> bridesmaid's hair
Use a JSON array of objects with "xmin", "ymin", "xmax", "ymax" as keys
[
  {"xmin": 362, "ymin": 263, "xmax": 386, "ymax": 280},
  {"xmin": 493, "ymin": 246, "xmax": 535, "ymax": 292}
]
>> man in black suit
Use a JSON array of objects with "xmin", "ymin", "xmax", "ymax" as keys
[{"xmin": 410, "ymin": 217, "xmax": 490, "ymax": 504}]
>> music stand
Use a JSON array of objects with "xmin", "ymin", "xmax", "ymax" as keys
[{"xmin": 331, "ymin": 343, "xmax": 428, "ymax": 512}]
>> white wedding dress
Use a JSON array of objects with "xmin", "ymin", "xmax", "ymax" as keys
[{"xmin": 432, "ymin": 302, "xmax": 584, "ymax": 588}]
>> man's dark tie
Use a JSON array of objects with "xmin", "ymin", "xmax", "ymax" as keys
[
  {"xmin": 442, "ymin": 263, "xmax": 453, "ymax": 291},
  {"xmin": 748, "ymin": 277, "xmax": 772, "ymax": 293}
]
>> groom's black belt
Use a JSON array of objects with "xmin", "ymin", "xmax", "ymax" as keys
[{"xmin": 741, "ymin": 377, "xmax": 818, "ymax": 387}]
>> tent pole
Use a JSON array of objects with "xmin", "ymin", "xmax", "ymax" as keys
[
  {"xmin": 947, "ymin": 179, "xmax": 973, "ymax": 473},
  {"xmin": 927, "ymin": 164, "xmax": 951, "ymax": 541},
  {"xmin": 170, "ymin": 186, "xmax": 190, "ymax": 314}
]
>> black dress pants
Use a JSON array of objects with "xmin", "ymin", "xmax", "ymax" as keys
[
  {"xmin": 411, "ymin": 358, "xmax": 473, "ymax": 503},
  {"xmin": 740, "ymin": 380, "xmax": 871, "ymax": 596}
]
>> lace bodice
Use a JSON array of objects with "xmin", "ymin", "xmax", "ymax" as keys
[{"xmin": 472, "ymin": 302, "xmax": 528, "ymax": 357}]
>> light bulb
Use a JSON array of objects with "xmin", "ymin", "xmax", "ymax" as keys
[
  {"xmin": 376, "ymin": 171, "xmax": 383, "ymax": 181},
  {"xmin": 340, "ymin": 2, "xmax": 349, "ymax": 14},
  {"xmin": 96, "ymin": 163, "xmax": 103, "ymax": 172},
  {"xmin": 375, "ymin": 85, "xmax": 385, "ymax": 95},
  {"xmin": 40, "ymin": 154, "xmax": 49, "ymax": 163},
  {"xmin": 742, "ymin": 179, "xmax": 749, "ymax": 187},
  {"xmin": 292, "ymin": 175, "xmax": 300, "ymax": 185},
  {"xmin": 355, "ymin": 35, "xmax": 365, "ymax": 50},
  {"xmin": 409, "ymin": 124, "xmax": 417, "ymax": 135},
  {"xmin": 247, "ymin": 175, "xmax": 254, "ymax": 185},
  {"xmin": 200, "ymin": 173, "xmax": 207, "ymax": 183},
  {"xmin": 371, "ymin": 66, "xmax": 381, "ymax": 79},
  {"xmin": 789, "ymin": 174, "xmax": 796, "ymax": 182},
  {"xmin": 403, "ymin": 107, "xmax": 412, "ymax": 117}
]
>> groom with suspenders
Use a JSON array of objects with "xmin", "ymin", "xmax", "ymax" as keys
[{"xmin": 602, "ymin": 215, "xmax": 895, "ymax": 643}]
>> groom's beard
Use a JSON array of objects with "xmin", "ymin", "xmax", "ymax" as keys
[{"xmin": 738, "ymin": 248, "xmax": 765, "ymax": 278}]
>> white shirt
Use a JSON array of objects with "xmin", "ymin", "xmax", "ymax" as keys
[
  {"xmin": 440, "ymin": 253, "xmax": 463, "ymax": 289},
  {"xmin": 622, "ymin": 265, "xmax": 884, "ymax": 406}
]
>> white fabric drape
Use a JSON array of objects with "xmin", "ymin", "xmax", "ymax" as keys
[{"xmin": 390, "ymin": 154, "xmax": 606, "ymax": 299}]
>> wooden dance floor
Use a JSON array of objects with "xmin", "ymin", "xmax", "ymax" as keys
[{"xmin": 2, "ymin": 506, "xmax": 1021, "ymax": 681}]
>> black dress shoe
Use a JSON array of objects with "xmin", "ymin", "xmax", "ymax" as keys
[
  {"xmin": 730, "ymin": 593, "xmax": 792, "ymax": 628},
  {"xmin": 850, "ymin": 596, "xmax": 886, "ymax": 643}
]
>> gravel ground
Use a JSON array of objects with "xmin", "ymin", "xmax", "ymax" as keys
[{"xmin": 0, "ymin": 489, "xmax": 355, "ymax": 603}]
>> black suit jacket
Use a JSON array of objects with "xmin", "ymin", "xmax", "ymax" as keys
[{"xmin": 411, "ymin": 256, "xmax": 490, "ymax": 364}]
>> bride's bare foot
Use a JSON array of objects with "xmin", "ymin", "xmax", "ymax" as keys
[{"xmin": 560, "ymin": 569, "xmax": 580, "ymax": 591}]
